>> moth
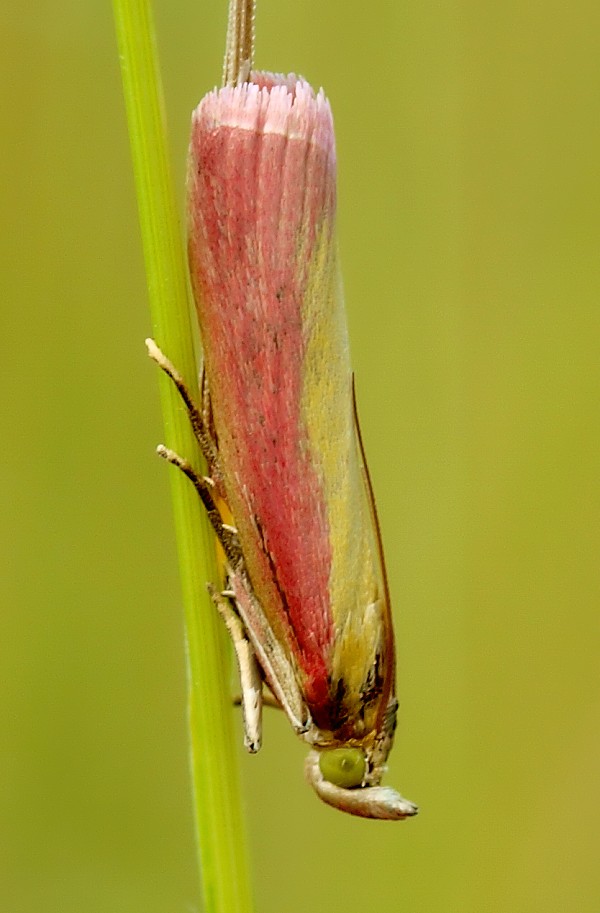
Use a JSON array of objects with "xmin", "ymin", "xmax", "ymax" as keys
[{"xmin": 147, "ymin": 1, "xmax": 417, "ymax": 820}]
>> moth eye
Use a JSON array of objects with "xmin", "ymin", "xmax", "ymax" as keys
[{"xmin": 318, "ymin": 748, "xmax": 366, "ymax": 789}]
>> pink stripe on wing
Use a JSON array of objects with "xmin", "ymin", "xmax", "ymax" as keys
[{"xmin": 188, "ymin": 75, "xmax": 338, "ymax": 716}]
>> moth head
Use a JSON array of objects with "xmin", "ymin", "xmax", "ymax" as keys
[{"xmin": 304, "ymin": 748, "xmax": 418, "ymax": 820}]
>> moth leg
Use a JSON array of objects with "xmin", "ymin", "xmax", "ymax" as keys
[
  {"xmin": 145, "ymin": 338, "xmax": 218, "ymax": 472},
  {"xmin": 232, "ymin": 689, "xmax": 282, "ymax": 711},
  {"xmin": 156, "ymin": 445, "xmax": 242, "ymax": 568},
  {"xmin": 208, "ymin": 583, "xmax": 262, "ymax": 753},
  {"xmin": 200, "ymin": 363, "xmax": 214, "ymax": 448},
  {"xmin": 259, "ymin": 690, "xmax": 283, "ymax": 711}
]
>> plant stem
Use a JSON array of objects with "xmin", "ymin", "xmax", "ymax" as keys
[
  {"xmin": 223, "ymin": 0, "xmax": 255, "ymax": 85},
  {"xmin": 112, "ymin": 2, "xmax": 253, "ymax": 910}
]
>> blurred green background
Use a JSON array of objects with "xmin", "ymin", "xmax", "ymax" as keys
[{"xmin": 2, "ymin": 0, "xmax": 599, "ymax": 910}]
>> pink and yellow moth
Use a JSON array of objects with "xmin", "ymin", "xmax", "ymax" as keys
[{"xmin": 147, "ymin": 0, "xmax": 417, "ymax": 820}]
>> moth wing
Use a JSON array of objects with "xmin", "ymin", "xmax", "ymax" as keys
[{"xmin": 351, "ymin": 378, "xmax": 397, "ymax": 719}]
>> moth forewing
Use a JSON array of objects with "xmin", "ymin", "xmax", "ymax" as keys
[
  {"xmin": 351, "ymin": 380, "xmax": 399, "ymax": 740},
  {"xmin": 225, "ymin": 563, "xmax": 314, "ymax": 738},
  {"xmin": 150, "ymin": 8, "xmax": 417, "ymax": 818}
]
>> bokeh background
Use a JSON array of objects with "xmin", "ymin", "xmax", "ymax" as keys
[{"xmin": 2, "ymin": 1, "xmax": 599, "ymax": 911}]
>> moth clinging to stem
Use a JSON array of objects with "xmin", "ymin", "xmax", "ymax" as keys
[{"xmin": 147, "ymin": 0, "xmax": 417, "ymax": 820}]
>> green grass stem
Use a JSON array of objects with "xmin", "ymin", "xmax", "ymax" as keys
[{"xmin": 112, "ymin": 2, "xmax": 254, "ymax": 910}]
